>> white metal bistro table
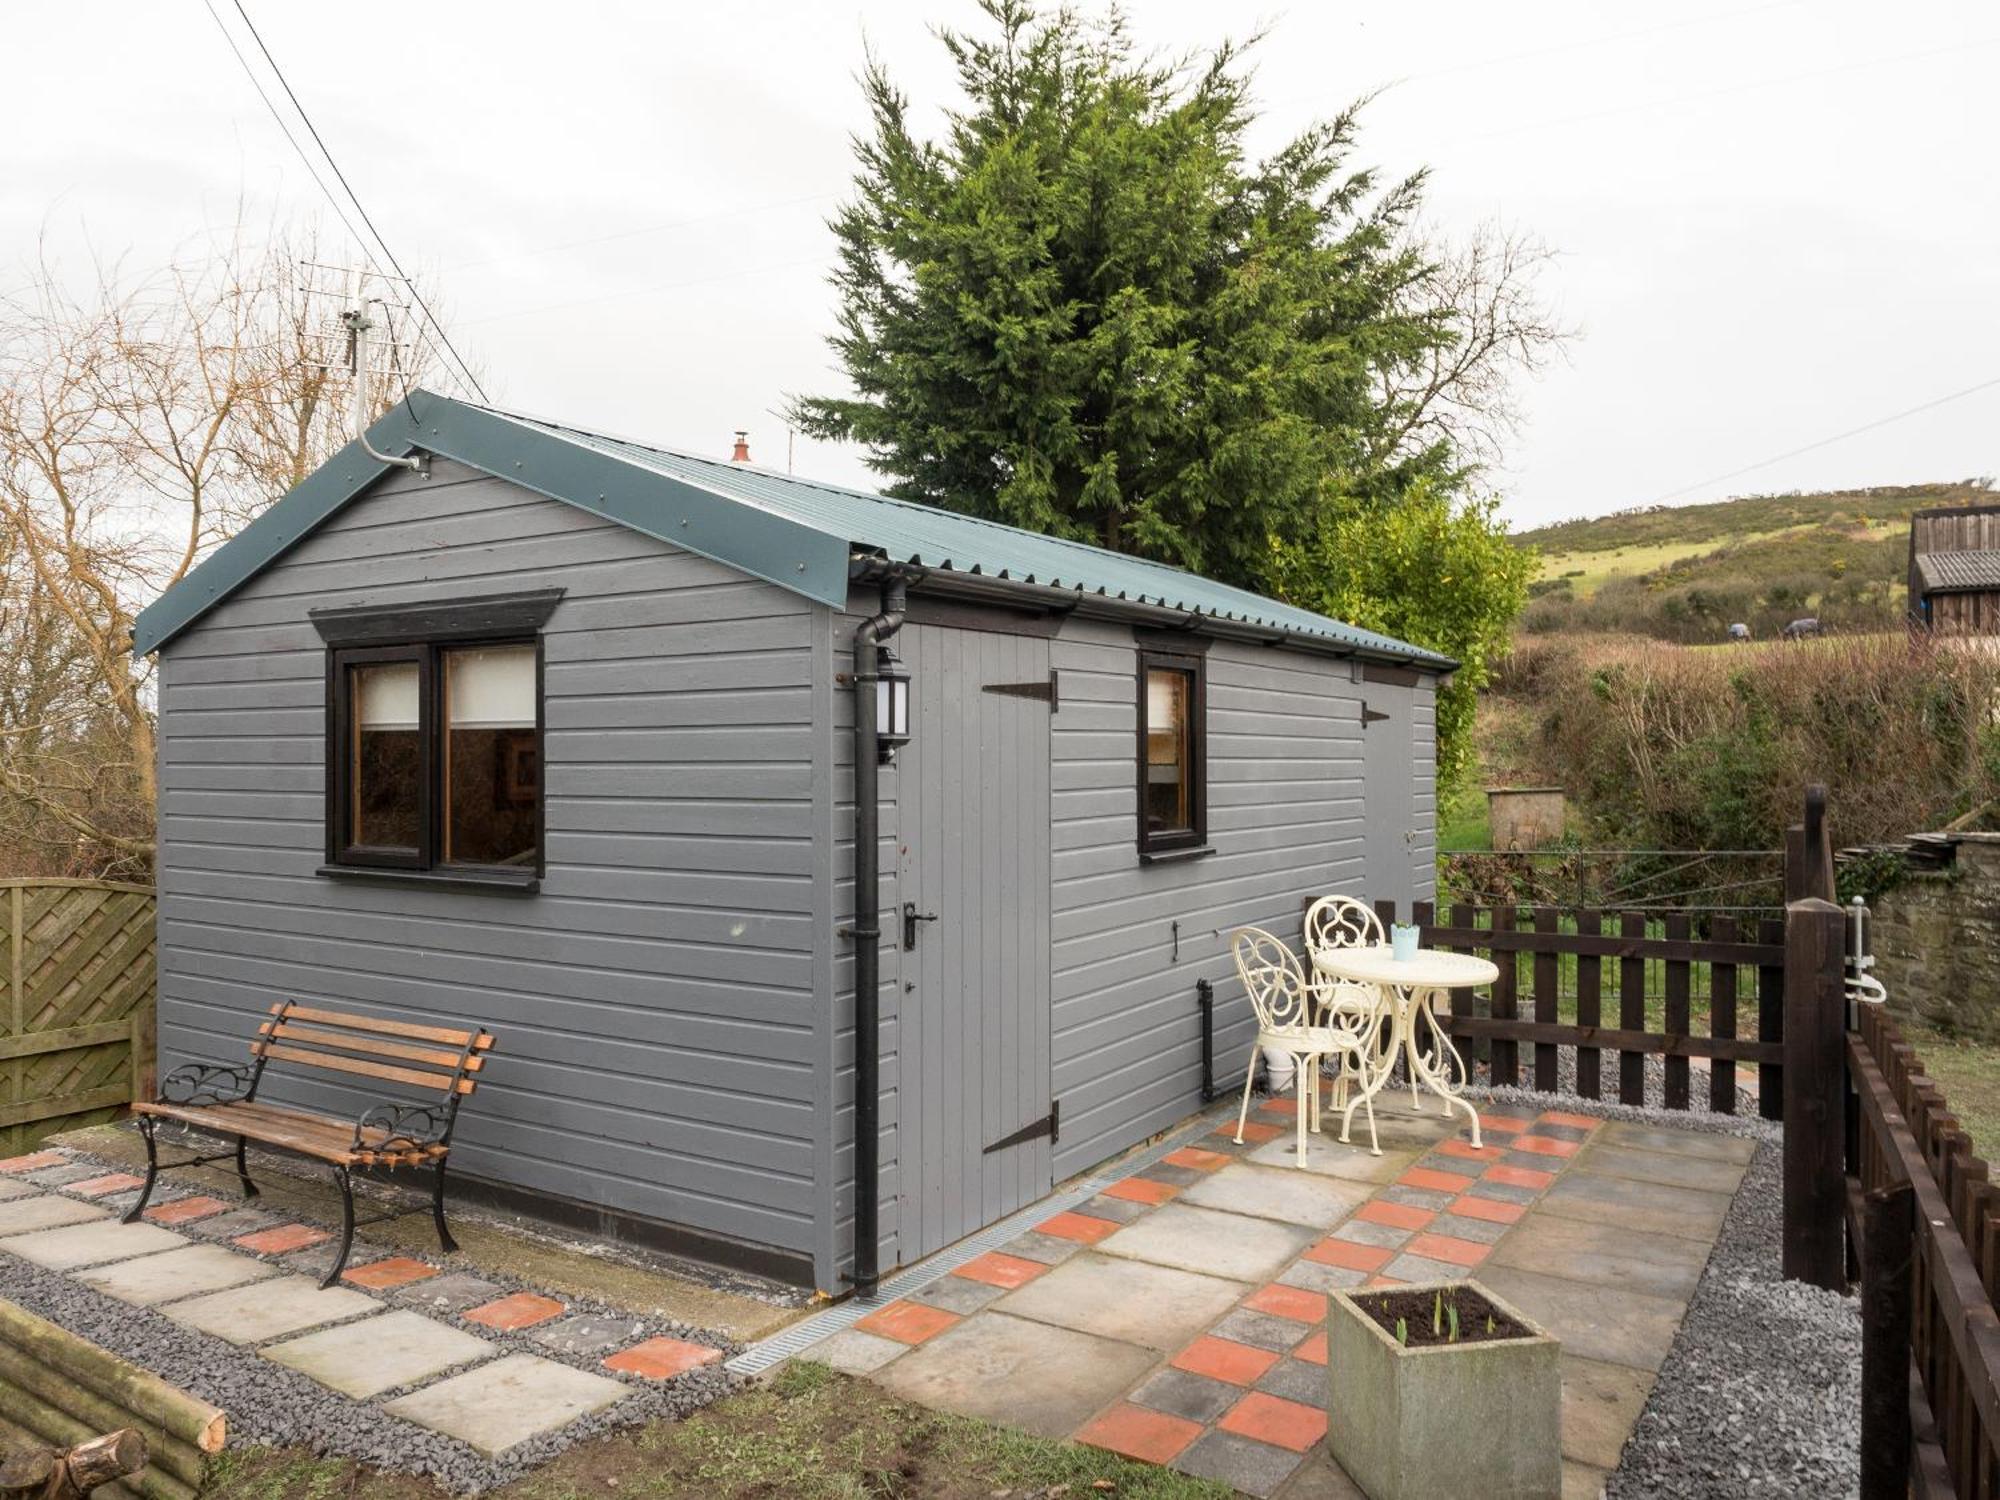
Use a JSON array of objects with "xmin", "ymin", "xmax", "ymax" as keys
[{"xmin": 1311, "ymin": 944, "xmax": 1499, "ymax": 1149}]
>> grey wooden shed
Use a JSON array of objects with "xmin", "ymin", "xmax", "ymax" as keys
[{"xmin": 135, "ymin": 392, "xmax": 1450, "ymax": 1295}]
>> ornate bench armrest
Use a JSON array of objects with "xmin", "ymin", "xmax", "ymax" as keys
[
  {"xmin": 158, "ymin": 1063, "xmax": 255, "ymax": 1107},
  {"xmin": 352, "ymin": 1103, "xmax": 449, "ymax": 1157}
]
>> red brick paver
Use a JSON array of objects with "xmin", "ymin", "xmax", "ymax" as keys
[
  {"xmin": 342, "ymin": 1256, "xmax": 437, "ymax": 1290},
  {"xmin": 1397, "ymin": 1166, "xmax": 1474, "ymax": 1194},
  {"xmin": 1219, "ymin": 1391, "xmax": 1328, "ymax": 1452},
  {"xmin": 854, "ymin": 1300, "xmax": 959, "ymax": 1346},
  {"xmin": 1303, "ymin": 1237, "xmax": 1392, "ymax": 1273},
  {"xmin": 603, "ymin": 1336, "xmax": 724, "ymax": 1379},
  {"xmin": 1171, "ymin": 1335, "xmax": 1281, "ymax": 1385},
  {"xmin": 1036, "ymin": 1210, "xmax": 1120, "ymax": 1244},
  {"xmin": 70, "ymin": 1173, "xmax": 146, "ymax": 1197},
  {"xmin": 234, "ymin": 1224, "xmax": 329, "ymax": 1255},
  {"xmin": 1476, "ymin": 1113, "xmax": 1530, "ymax": 1135},
  {"xmin": 1215, "ymin": 1120, "xmax": 1284, "ymax": 1145},
  {"xmin": 1449, "ymin": 1194, "xmax": 1526, "ymax": 1225},
  {"xmin": 1078, "ymin": 1403, "xmax": 1202, "ymax": 1464},
  {"xmin": 1357, "ymin": 1200, "xmax": 1435, "ymax": 1232},
  {"xmin": 1484, "ymin": 1163, "xmax": 1556, "ymax": 1191},
  {"xmin": 954, "ymin": 1252, "xmax": 1047, "ymax": 1289},
  {"xmin": 465, "ymin": 1292, "xmax": 566, "ymax": 1331},
  {"xmin": 1406, "ymin": 1232, "xmax": 1490, "ymax": 1267},
  {"xmin": 1512, "ymin": 1135, "xmax": 1580, "ymax": 1158},
  {"xmin": 1163, "ymin": 1146, "xmax": 1231, "ymax": 1172},
  {"xmin": 1243, "ymin": 1282, "xmax": 1328, "ymax": 1323},
  {"xmin": 1539, "ymin": 1111, "xmax": 1600, "ymax": 1130},
  {"xmin": 1293, "ymin": 1327, "xmax": 1329, "ymax": 1365},
  {"xmin": 1436, "ymin": 1138, "xmax": 1507, "ymax": 1162},
  {"xmin": 143, "ymin": 1196, "xmax": 231, "ymax": 1225},
  {"xmin": 1102, "ymin": 1176, "xmax": 1178, "ymax": 1205},
  {"xmin": 0, "ymin": 1151, "xmax": 66, "ymax": 1174}
]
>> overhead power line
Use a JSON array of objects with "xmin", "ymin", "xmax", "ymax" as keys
[
  {"xmin": 215, "ymin": 1, "xmax": 488, "ymax": 403},
  {"xmin": 1643, "ymin": 374, "xmax": 2000, "ymax": 507}
]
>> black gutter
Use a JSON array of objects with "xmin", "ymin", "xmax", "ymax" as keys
[{"xmin": 848, "ymin": 572, "xmax": 910, "ymax": 1298}]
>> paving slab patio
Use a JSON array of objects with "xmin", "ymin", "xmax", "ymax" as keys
[
  {"xmin": 1095, "ymin": 1203, "xmax": 1317, "ymax": 1282},
  {"xmin": 873, "ymin": 1312, "xmax": 1159, "ymax": 1437},
  {"xmin": 995, "ymin": 1252, "xmax": 1249, "ymax": 1351},
  {"xmin": 1536, "ymin": 1165, "xmax": 1734, "ymax": 1242},
  {"xmin": 166, "ymin": 1274, "xmax": 381, "ymax": 1344},
  {"xmin": 76, "ymin": 1242, "xmax": 277, "ymax": 1305},
  {"xmin": 0, "ymin": 1194, "xmax": 107, "ymax": 1235},
  {"xmin": 1178, "ymin": 1163, "xmax": 1374, "ymax": 1228},
  {"xmin": 1475, "ymin": 1263, "xmax": 1690, "ymax": 1374},
  {"xmin": 2, "ymin": 1218, "xmax": 182, "ymax": 1270},
  {"xmin": 0, "ymin": 1178, "xmax": 38, "ymax": 1202},
  {"xmin": 381, "ymin": 1353, "xmax": 630, "ymax": 1457},
  {"xmin": 1572, "ymin": 1142, "xmax": 1749, "ymax": 1196},
  {"xmin": 264, "ymin": 1308, "xmax": 494, "ymax": 1398}
]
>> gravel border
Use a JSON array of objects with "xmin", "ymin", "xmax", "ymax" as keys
[
  {"xmin": 1461, "ymin": 1084, "xmax": 1859, "ymax": 1499},
  {"xmin": 1, "ymin": 1142, "xmax": 748, "ymax": 1493}
]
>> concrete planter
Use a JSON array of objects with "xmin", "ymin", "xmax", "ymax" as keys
[{"xmin": 1326, "ymin": 1279, "xmax": 1561, "ymax": 1500}]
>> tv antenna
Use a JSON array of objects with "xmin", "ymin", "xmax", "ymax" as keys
[{"xmin": 300, "ymin": 263, "xmax": 429, "ymax": 475}]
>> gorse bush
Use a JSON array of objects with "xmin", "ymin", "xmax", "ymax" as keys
[{"xmin": 1507, "ymin": 631, "xmax": 2000, "ymax": 851}]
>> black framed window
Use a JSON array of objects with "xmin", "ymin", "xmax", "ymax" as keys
[
  {"xmin": 1137, "ymin": 649, "xmax": 1206, "ymax": 856},
  {"xmin": 315, "ymin": 589, "xmax": 560, "ymax": 888}
]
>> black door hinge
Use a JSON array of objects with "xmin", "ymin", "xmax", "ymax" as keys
[
  {"xmin": 1361, "ymin": 701, "xmax": 1389, "ymax": 727},
  {"xmin": 983, "ymin": 1099, "xmax": 1059, "ymax": 1154},
  {"xmin": 983, "ymin": 670, "xmax": 1060, "ymax": 711}
]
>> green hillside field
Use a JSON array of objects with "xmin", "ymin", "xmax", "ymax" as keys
[{"xmin": 1514, "ymin": 481, "xmax": 1991, "ymax": 642}]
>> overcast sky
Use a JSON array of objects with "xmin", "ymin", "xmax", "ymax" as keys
[{"xmin": 7, "ymin": 1, "xmax": 1995, "ymax": 530}]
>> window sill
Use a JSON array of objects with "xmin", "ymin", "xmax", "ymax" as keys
[
  {"xmin": 315, "ymin": 864, "xmax": 540, "ymax": 895},
  {"xmin": 1138, "ymin": 844, "xmax": 1215, "ymax": 866}
]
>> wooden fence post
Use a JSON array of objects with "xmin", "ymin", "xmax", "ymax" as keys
[
  {"xmin": 1784, "ymin": 895, "xmax": 1847, "ymax": 1290},
  {"xmin": 1858, "ymin": 1179, "xmax": 1914, "ymax": 1500}
]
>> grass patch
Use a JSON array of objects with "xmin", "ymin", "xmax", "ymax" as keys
[
  {"xmin": 1902, "ymin": 1025, "xmax": 2000, "ymax": 1162},
  {"xmin": 198, "ymin": 1362, "xmax": 1230, "ymax": 1500},
  {"xmin": 1437, "ymin": 783, "xmax": 1491, "ymax": 853}
]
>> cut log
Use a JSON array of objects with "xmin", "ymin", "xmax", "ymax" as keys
[
  {"xmin": 0, "ymin": 1302, "xmax": 225, "ymax": 1453},
  {"xmin": 0, "ymin": 1345, "xmax": 205, "ymax": 1488},
  {"xmin": 62, "ymin": 1427, "xmax": 147, "ymax": 1492},
  {"xmin": 0, "ymin": 1446, "xmax": 55, "ymax": 1496}
]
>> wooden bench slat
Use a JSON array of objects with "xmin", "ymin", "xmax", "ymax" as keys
[
  {"xmin": 133, "ymin": 1100, "xmax": 447, "ymax": 1165},
  {"xmin": 269, "ymin": 1003, "xmax": 491, "ymax": 1050},
  {"xmin": 247, "ymin": 1042, "xmax": 475, "ymax": 1095},
  {"xmin": 258, "ymin": 1021, "xmax": 486, "ymax": 1073}
]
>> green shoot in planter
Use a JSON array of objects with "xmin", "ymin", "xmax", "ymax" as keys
[
  {"xmin": 1396, "ymin": 1317, "xmax": 1408, "ymax": 1347},
  {"xmin": 1448, "ymin": 1303, "xmax": 1460, "ymax": 1342},
  {"xmin": 1433, "ymin": 1291, "xmax": 1443, "ymax": 1336}
]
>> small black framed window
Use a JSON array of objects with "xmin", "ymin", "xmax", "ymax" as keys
[
  {"xmin": 1137, "ymin": 648, "xmax": 1206, "ymax": 856},
  {"xmin": 314, "ymin": 589, "xmax": 560, "ymax": 886}
]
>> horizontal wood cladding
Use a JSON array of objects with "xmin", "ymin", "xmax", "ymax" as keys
[
  {"xmin": 155, "ymin": 463, "xmax": 825, "ymax": 1258},
  {"xmin": 1047, "ymin": 622, "xmax": 1432, "ymax": 1176}
]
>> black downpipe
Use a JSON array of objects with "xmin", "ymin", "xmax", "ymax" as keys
[
  {"xmin": 849, "ymin": 576, "xmax": 907, "ymax": 1298},
  {"xmin": 1196, "ymin": 978, "xmax": 1218, "ymax": 1102}
]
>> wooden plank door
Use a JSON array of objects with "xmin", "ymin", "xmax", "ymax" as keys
[
  {"xmin": 1361, "ymin": 694, "xmax": 1418, "ymax": 912},
  {"xmin": 890, "ymin": 623, "xmax": 1054, "ymax": 1263}
]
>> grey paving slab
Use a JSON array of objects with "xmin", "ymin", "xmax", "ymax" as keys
[
  {"xmin": 2, "ymin": 1219, "xmax": 182, "ymax": 1270},
  {"xmin": 1276, "ymin": 1259, "xmax": 1366, "ymax": 1295},
  {"xmin": 1539, "ymin": 1169, "xmax": 1733, "ymax": 1242},
  {"xmin": 998, "ymin": 1229, "xmax": 1084, "ymax": 1267},
  {"xmin": 1178, "ymin": 1163, "xmax": 1372, "ymax": 1229},
  {"xmin": 1173, "ymin": 1429, "xmax": 1307, "ymax": 1499},
  {"xmin": 1211, "ymin": 1306, "xmax": 1312, "ymax": 1352},
  {"xmin": 77, "ymin": 1243, "xmax": 277, "ymax": 1306},
  {"xmin": 1330, "ymin": 1219, "xmax": 1411, "ymax": 1251},
  {"xmin": 167, "ymin": 1275, "xmax": 380, "ymax": 1344},
  {"xmin": 872, "ymin": 1311, "xmax": 1157, "ymax": 1438},
  {"xmin": 1076, "ymin": 1193, "xmax": 1152, "ymax": 1225},
  {"xmin": 804, "ymin": 1327, "xmax": 908, "ymax": 1376},
  {"xmin": 265, "ymin": 1308, "xmax": 494, "ymax": 1398},
  {"xmin": 383, "ymin": 1353, "xmax": 629, "ymax": 1458},
  {"xmin": 1490, "ymin": 1212, "xmax": 1712, "ymax": 1299},
  {"xmin": 24, "ymin": 1163, "xmax": 105, "ymax": 1188},
  {"xmin": 1144, "ymin": 1163, "xmax": 1206, "ymax": 1188},
  {"xmin": 394, "ymin": 1271, "xmax": 507, "ymax": 1316},
  {"xmin": 0, "ymin": 1195, "xmax": 107, "ymax": 1235},
  {"xmin": 1096, "ymin": 1203, "xmax": 1315, "ymax": 1283},
  {"xmin": 185, "ymin": 1208, "xmax": 280, "ymax": 1242},
  {"xmin": 1273, "ymin": 1452, "xmax": 1367, "ymax": 1500},
  {"xmin": 1257, "ymin": 1356, "xmax": 1330, "ymax": 1407},
  {"xmin": 529, "ymin": 1314, "xmax": 648, "ymax": 1359},
  {"xmin": 1429, "ymin": 1211, "xmax": 1510, "ymax": 1245},
  {"xmin": 1561, "ymin": 1354, "xmax": 1655, "ymax": 1469},
  {"xmin": 1565, "ymin": 1459, "xmax": 1612, "ymax": 1500},
  {"xmin": 1477, "ymin": 1264, "xmax": 1688, "ymax": 1374},
  {"xmin": 1383, "ymin": 1252, "xmax": 1470, "ymax": 1283},
  {"xmin": 1531, "ymin": 1123, "xmax": 1591, "ymax": 1143},
  {"xmin": 1597, "ymin": 1121, "xmax": 1758, "ymax": 1164},
  {"xmin": 283, "ymin": 1241, "xmax": 387, "ymax": 1280},
  {"xmin": 995, "ymin": 1252, "xmax": 1248, "ymax": 1352},
  {"xmin": 1247, "ymin": 1135, "xmax": 1417, "ymax": 1184},
  {"xmin": 910, "ymin": 1274, "xmax": 1010, "ymax": 1316},
  {"xmin": 1463, "ymin": 1177, "xmax": 1540, "ymax": 1207},
  {"xmin": 1573, "ymin": 1143, "xmax": 1747, "ymax": 1196},
  {"xmin": 0, "ymin": 1178, "xmax": 39, "ymax": 1202},
  {"xmin": 1130, "ymin": 1365, "xmax": 1241, "ymax": 1424},
  {"xmin": 1376, "ymin": 1183, "xmax": 1455, "ymax": 1212}
]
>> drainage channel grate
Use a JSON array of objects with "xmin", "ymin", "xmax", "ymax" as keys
[{"xmin": 727, "ymin": 1100, "xmax": 1240, "ymax": 1376}]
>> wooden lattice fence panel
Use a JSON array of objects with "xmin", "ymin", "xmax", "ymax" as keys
[{"xmin": 0, "ymin": 880, "xmax": 155, "ymax": 1155}]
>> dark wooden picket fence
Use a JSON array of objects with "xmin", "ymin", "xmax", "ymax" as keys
[{"xmin": 1368, "ymin": 898, "xmax": 1787, "ymax": 1118}]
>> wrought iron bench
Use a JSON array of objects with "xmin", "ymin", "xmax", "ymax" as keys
[{"xmin": 123, "ymin": 1002, "xmax": 495, "ymax": 1287}]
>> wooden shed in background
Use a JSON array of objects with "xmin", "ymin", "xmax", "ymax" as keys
[{"xmin": 1909, "ymin": 502, "xmax": 2000, "ymax": 633}]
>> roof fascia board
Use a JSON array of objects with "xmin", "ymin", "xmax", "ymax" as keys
[{"xmin": 133, "ymin": 392, "xmax": 852, "ymax": 654}]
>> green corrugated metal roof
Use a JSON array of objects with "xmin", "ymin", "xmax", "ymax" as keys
[{"xmin": 135, "ymin": 390, "xmax": 1449, "ymax": 667}]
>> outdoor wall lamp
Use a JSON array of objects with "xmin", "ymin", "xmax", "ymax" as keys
[{"xmin": 876, "ymin": 646, "xmax": 912, "ymax": 762}]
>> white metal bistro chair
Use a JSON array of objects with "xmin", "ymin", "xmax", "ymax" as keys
[
  {"xmin": 1303, "ymin": 895, "xmax": 1410, "ymax": 1112},
  {"xmin": 1230, "ymin": 927, "xmax": 1381, "ymax": 1165}
]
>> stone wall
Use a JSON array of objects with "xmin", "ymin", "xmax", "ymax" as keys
[{"xmin": 1868, "ymin": 834, "xmax": 2000, "ymax": 1042}]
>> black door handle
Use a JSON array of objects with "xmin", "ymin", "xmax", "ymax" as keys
[{"xmin": 902, "ymin": 901, "xmax": 939, "ymax": 950}]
